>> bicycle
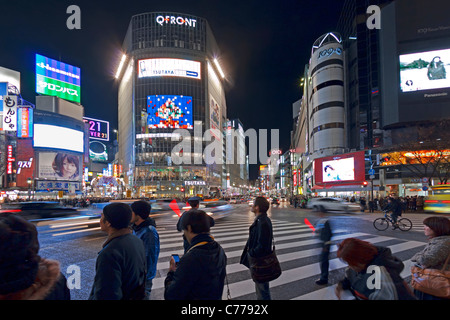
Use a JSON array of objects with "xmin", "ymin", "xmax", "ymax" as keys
[{"xmin": 373, "ymin": 212, "xmax": 412, "ymax": 231}]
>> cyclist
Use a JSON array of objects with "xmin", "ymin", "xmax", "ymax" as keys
[{"xmin": 383, "ymin": 196, "xmax": 403, "ymax": 229}]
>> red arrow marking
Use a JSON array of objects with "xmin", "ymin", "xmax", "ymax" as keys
[
  {"xmin": 304, "ymin": 218, "xmax": 315, "ymax": 232},
  {"xmin": 170, "ymin": 199, "xmax": 181, "ymax": 217}
]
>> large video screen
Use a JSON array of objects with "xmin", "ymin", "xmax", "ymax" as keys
[
  {"xmin": 38, "ymin": 152, "xmax": 82, "ymax": 181},
  {"xmin": 33, "ymin": 124, "xmax": 84, "ymax": 153},
  {"xmin": 35, "ymin": 54, "xmax": 81, "ymax": 103},
  {"xmin": 146, "ymin": 95, "xmax": 193, "ymax": 129},
  {"xmin": 322, "ymin": 157, "xmax": 355, "ymax": 182},
  {"xmin": 399, "ymin": 48, "xmax": 450, "ymax": 92},
  {"xmin": 138, "ymin": 58, "xmax": 201, "ymax": 80}
]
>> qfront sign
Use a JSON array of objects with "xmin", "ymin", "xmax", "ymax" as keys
[
  {"xmin": 35, "ymin": 54, "xmax": 81, "ymax": 103},
  {"xmin": 156, "ymin": 15, "xmax": 197, "ymax": 27}
]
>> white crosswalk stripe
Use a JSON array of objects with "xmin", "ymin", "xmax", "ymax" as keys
[{"xmin": 150, "ymin": 216, "xmax": 426, "ymax": 300}]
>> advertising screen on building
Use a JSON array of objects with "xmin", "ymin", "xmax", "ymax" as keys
[
  {"xmin": 146, "ymin": 95, "xmax": 193, "ymax": 129},
  {"xmin": 83, "ymin": 117, "xmax": 109, "ymax": 141},
  {"xmin": 35, "ymin": 54, "xmax": 81, "ymax": 103},
  {"xmin": 399, "ymin": 48, "xmax": 450, "ymax": 92},
  {"xmin": 138, "ymin": 58, "xmax": 201, "ymax": 80},
  {"xmin": 33, "ymin": 123, "xmax": 84, "ymax": 153},
  {"xmin": 38, "ymin": 152, "xmax": 82, "ymax": 181},
  {"xmin": 314, "ymin": 151, "xmax": 365, "ymax": 185},
  {"xmin": 17, "ymin": 107, "xmax": 33, "ymax": 138},
  {"xmin": 89, "ymin": 140, "xmax": 108, "ymax": 162},
  {"xmin": 322, "ymin": 157, "xmax": 355, "ymax": 182}
]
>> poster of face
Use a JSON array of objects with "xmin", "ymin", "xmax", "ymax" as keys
[
  {"xmin": 322, "ymin": 157, "xmax": 355, "ymax": 182},
  {"xmin": 209, "ymin": 95, "xmax": 221, "ymax": 139},
  {"xmin": 38, "ymin": 152, "xmax": 82, "ymax": 181}
]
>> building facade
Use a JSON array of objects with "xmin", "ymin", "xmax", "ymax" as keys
[{"xmin": 116, "ymin": 12, "xmax": 229, "ymax": 199}]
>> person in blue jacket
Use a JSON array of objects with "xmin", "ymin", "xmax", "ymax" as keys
[{"xmin": 131, "ymin": 200, "xmax": 160, "ymax": 299}]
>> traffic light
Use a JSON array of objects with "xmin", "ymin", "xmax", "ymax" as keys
[{"xmin": 363, "ymin": 181, "xmax": 368, "ymax": 187}]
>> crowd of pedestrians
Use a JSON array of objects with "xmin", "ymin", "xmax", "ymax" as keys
[{"xmin": 0, "ymin": 196, "xmax": 448, "ymax": 301}]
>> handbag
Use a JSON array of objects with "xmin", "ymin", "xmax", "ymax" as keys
[
  {"xmin": 247, "ymin": 238, "xmax": 282, "ymax": 283},
  {"xmin": 410, "ymin": 254, "xmax": 450, "ymax": 298}
]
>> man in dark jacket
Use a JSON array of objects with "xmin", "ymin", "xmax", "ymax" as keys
[
  {"xmin": 131, "ymin": 200, "xmax": 160, "ymax": 299},
  {"xmin": 240, "ymin": 196, "xmax": 273, "ymax": 300},
  {"xmin": 89, "ymin": 202, "xmax": 146, "ymax": 300},
  {"xmin": 165, "ymin": 209, "xmax": 226, "ymax": 300},
  {"xmin": 383, "ymin": 197, "xmax": 402, "ymax": 229}
]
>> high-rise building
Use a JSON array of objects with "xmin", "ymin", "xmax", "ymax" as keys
[{"xmin": 116, "ymin": 12, "xmax": 228, "ymax": 198}]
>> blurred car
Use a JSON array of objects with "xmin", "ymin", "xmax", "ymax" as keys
[
  {"xmin": 271, "ymin": 197, "xmax": 280, "ymax": 206},
  {"xmin": 306, "ymin": 197, "xmax": 360, "ymax": 213},
  {"xmin": 0, "ymin": 201, "xmax": 79, "ymax": 219},
  {"xmin": 424, "ymin": 195, "xmax": 450, "ymax": 213}
]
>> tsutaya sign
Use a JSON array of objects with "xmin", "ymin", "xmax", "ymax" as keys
[
  {"xmin": 184, "ymin": 180, "xmax": 206, "ymax": 186},
  {"xmin": 156, "ymin": 15, "xmax": 197, "ymax": 27}
]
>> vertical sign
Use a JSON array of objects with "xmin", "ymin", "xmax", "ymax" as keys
[
  {"xmin": 7, "ymin": 145, "xmax": 14, "ymax": 174},
  {"xmin": 3, "ymin": 95, "xmax": 18, "ymax": 131},
  {"xmin": 17, "ymin": 107, "xmax": 33, "ymax": 138},
  {"xmin": 293, "ymin": 169, "xmax": 297, "ymax": 187}
]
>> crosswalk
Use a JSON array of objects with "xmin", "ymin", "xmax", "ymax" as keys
[{"xmin": 149, "ymin": 215, "xmax": 426, "ymax": 300}]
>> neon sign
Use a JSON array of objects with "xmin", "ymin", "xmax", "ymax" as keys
[{"xmin": 156, "ymin": 15, "xmax": 197, "ymax": 27}]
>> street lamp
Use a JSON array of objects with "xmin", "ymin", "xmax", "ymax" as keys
[{"xmin": 27, "ymin": 178, "xmax": 32, "ymax": 201}]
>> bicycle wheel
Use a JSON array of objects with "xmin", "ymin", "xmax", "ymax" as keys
[
  {"xmin": 373, "ymin": 218, "xmax": 389, "ymax": 231},
  {"xmin": 397, "ymin": 218, "xmax": 412, "ymax": 231}
]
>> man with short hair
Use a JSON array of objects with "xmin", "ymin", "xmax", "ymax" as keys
[
  {"xmin": 131, "ymin": 200, "xmax": 160, "ymax": 299},
  {"xmin": 240, "ymin": 196, "xmax": 274, "ymax": 300},
  {"xmin": 89, "ymin": 202, "xmax": 146, "ymax": 300},
  {"xmin": 164, "ymin": 209, "xmax": 227, "ymax": 300}
]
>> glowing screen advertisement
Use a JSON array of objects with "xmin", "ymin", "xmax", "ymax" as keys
[
  {"xmin": 322, "ymin": 157, "xmax": 355, "ymax": 182},
  {"xmin": 33, "ymin": 124, "xmax": 84, "ymax": 153},
  {"xmin": 147, "ymin": 95, "xmax": 193, "ymax": 129},
  {"xmin": 35, "ymin": 54, "xmax": 81, "ymax": 103},
  {"xmin": 399, "ymin": 48, "xmax": 450, "ymax": 92},
  {"xmin": 138, "ymin": 58, "xmax": 201, "ymax": 80}
]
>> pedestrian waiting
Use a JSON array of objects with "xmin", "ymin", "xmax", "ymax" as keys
[
  {"xmin": 0, "ymin": 213, "xmax": 70, "ymax": 300},
  {"xmin": 164, "ymin": 209, "xmax": 227, "ymax": 300},
  {"xmin": 89, "ymin": 202, "xmax": 147, "ymax": 300},
  {"xmin": 335, "ymin": 238, "xmax": 416, "ymax": 300},
  {"xmin": 131, "ymin": 200, "xmax": 160, "ymax": 300}
]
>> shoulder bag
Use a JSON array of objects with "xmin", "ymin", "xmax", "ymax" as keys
[
  {"xmin": 247, "ymin": 237, "xmax": 282, "ymax": 283},
  {"xmin": 410, "ymin": 254, "xmax": 450, "ymax": 298}
]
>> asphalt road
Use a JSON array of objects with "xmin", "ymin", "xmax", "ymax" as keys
[{"xmin": 32, "ymin": 203, "xmax": 444, "ymax": 300}]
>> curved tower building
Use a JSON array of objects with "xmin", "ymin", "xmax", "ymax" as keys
[
  {"xmin": 307, "ymin": 32, "xmax": 345, "ymax": 157},
  {"xmin": 116, "ymin": 12, "xmax": 228, "ymax": 198}
]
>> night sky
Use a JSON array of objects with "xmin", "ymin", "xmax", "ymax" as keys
[{"xmin": 1, "ymin": 0, "xmax": 344, "ymax": 179}]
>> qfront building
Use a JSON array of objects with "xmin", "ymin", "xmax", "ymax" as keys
[{"xmin": 116, "ymin": 12, "xmax": 228, "ymax": 198}]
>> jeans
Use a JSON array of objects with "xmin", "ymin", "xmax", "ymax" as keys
[
  {"xmin": 255, "ymin": 281, "xmax": 271, "ymax": 300},
  {"xmin": 319, "ymin": 244, "xmax": 330, "ymax": 282},
  {"xmin": 145, "ymin": 279, "xmax": 153, "ymax": 300}
]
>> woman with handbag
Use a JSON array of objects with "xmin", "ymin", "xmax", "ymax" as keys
[
  {"xmin": 411, "ymin": 216, "xmax": 450, "ymax": 300},
  {"xmin": 240, "ymin": 196, "xmax": 280, "ymax": 300}
]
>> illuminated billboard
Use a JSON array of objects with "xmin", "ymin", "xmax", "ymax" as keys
[
  {"xmin": 400, "ymin": 48, "xmax": 450, "ymax": 92},
  {"xmin": 83, "ymin": 117, "xmax": 109, "ymax": 141},
  {"xmin": 17, "ymin": 107, "xmax": 33, "ymax": 138},
  {"xmin": 322, "ymin": 157, "xmax": 355, "ymax": 182},
  {"xmin": 38, "ymin": 152, "xmax": 82, "ymax": 181},
  {"xmin": 146, "ymin": 95, "xmax": 193, "ymax": 129},
  {"xmin": 35, "ymin": 54, "xmax": 81, "ymax": 103},
  {"xmin": 138, "ymin": 58, "xmax": 201, "ymax": 80},
  {"xmin": 33, "ymin": 123, "xmax": 84, "ymax": 153},
  {"xmin": 314, "ymin": 151, "xmax": 365, "ymax": 185}
]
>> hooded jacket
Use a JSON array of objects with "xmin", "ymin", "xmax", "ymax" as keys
[
  {"xmin": 340, "ymin": 246, "xmax": 416, "ymax": 300},
  {"xmin": 164, "ymin": 233, "xmax": 227, "ymax": 300}
]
